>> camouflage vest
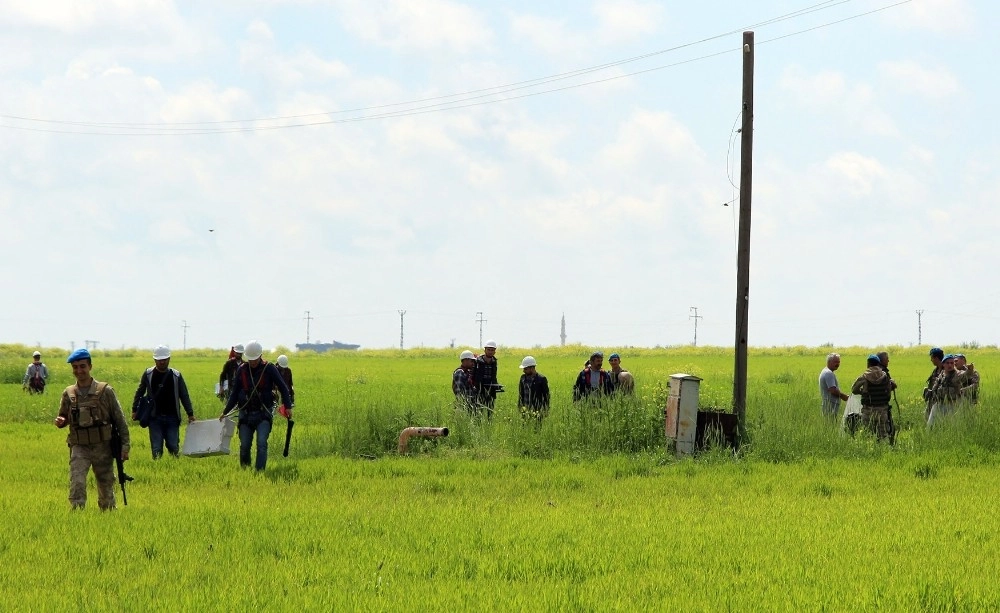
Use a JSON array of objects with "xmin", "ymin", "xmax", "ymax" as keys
[{"xmin": 66, "ymin": 382, "xmax": 113, "ymax": 445}]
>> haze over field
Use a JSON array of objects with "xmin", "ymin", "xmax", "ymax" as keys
[{"xmin": 2, "ymin": 0, "xmax": 996, "ymax": 351}]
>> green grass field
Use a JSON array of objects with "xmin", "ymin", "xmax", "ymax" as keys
[{"xmin": 1, "ymin": 344, "xmax": 997, "ymax": 610}]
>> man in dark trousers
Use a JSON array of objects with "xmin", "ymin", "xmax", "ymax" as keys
[
  {"xmin": 218, "ymin": 343, "xmax": 244, "ymax": 402},
  {"xmin": 474, "ymin": 340, "xmax": 501, "ymax": 417},
  {"xmin": 517, "ymin": 356, "xmax": 550, "ymax": 424},
  {"xmin": 219, "ymin": 341, "xmax": 292, "ymax": 471},
  {"xmin": 131, "ymin": 345, "xmax": 196, "ymax": 459}
]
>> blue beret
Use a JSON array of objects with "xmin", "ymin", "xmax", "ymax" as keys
[
  {"xmin": 609, "ymin": 353, "xmax": 620, "ymax": 360},
  {"xmin": 942, "ymin": 354, "xmax": 956, "ymax": 362},
  {"xmin": 67, "ymin": 348, "xmax": 92, "ymax": 363},
  {"xmin": 929, "ymin": 347, "xmax": 944, "ymax": 358},
  {"xmin": 867, "ymin": 354, "xmax": 879, "ymax": 361}
]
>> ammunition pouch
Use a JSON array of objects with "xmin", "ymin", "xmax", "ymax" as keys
[{"xmin": 70, "ymin": 423, "xmax": 112, "ymax": 445}]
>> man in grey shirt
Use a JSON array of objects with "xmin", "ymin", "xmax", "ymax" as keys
[{"xmin": 819, "ymin": 353, "xmax": 849, "ymax": 419}]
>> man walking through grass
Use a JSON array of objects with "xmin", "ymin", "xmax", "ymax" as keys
[
  {"xmin": 818, "ymin": 353, "xmax": 848, "ymax": 420},
  {"xmin": 23, "ymin": 351, "xmax": 48, "ymax": 394},
  {"xmin": 53, "ymin": 348, "xmax": 131, "ymax": 510}
]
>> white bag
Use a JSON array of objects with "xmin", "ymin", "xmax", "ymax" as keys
[
  {"xmin": 182, "ymin": 419, "xmax": 236, "ymax": 457},
  {"xmin": 841, "ymin": 394, "xmax": 862, "ymax": 429}
]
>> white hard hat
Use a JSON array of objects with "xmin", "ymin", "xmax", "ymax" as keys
[
  {"xmin": 234, "ymin": 344, "xmax": 245, "ymax": 353},
  {"xmin": 243, "ymin": 340, "xmax": 263, "ymax": 361},
  {"xmin": 152, "ymin": 345, "xmax": 171, "ymax": 360},
  {"xmin": 484, "ymin": 340, "xmax": 497, "ymax": 349},
  {"xmin": 520, "ymin": 356, "xmax": 537, "ymax": 368},
  {"xmin": 277, "ymin": 355, "xmax": 289, "ymax": 368},
  {"xmin": 460, "ymin": 350, "xmax": 475, "ymax": 360},
  {"xmin": 32, "ymin": 351, "xmax": 41, "ymax": 357}
]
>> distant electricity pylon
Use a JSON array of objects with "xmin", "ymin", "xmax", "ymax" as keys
[
  {"xmin": 916, "ymin": 309, "xmax": 924, "ymax": 344},
  {"xmin": 476, "ymin": 312, "xmax": 487, "ymax": 347},
  {"xmin": 689, "ymin": 307, "xmax": 702, "ymax": 346},
  {"xmin": 181, "ymin": 320, "xmax": 189, "ymax": 350},
  {"xmin": 398, "ymin": 310, "xmax": 406, "ymax": 350},
  {"xmin": 304, "ymin": 311, "xmax": 314, "ymax": 343}
]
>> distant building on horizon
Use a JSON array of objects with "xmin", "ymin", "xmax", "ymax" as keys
[{"xmin": 295, "ymin": 340, "xmax": 361, "ymax": 352}]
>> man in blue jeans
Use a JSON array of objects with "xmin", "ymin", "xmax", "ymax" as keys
[
  {"xmin": 131, "ymin": 345, "xmax": 195, "ymax": 458},
  {"xmin": 219, "ymin": 340, "xmax": 293, "ymax": 471}
]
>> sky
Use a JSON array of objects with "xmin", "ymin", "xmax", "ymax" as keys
[{"xmin": 1, "ymin": 0, "xmax": 997, "ymax": 353}]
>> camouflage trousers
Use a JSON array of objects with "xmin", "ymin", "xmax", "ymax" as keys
[
  {"xmin": 68, "ymin": 442, "xmax": 116, "ymax": 510},
  {"xmin": 861, "ymin": 405, "xmax": 891, "ymax": 441}
]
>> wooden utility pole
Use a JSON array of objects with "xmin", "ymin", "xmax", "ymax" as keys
[{"xmin": 733, "ymin": 31, "xmax": 754, "ymax": 433}]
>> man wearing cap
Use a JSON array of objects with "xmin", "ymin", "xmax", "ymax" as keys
[
  {"xmin": 131, "ymin": 345, "xmax": 195, "ymax": 459},
  {"xmin": 928, "ymin": 354, "xmax": 964, "ymax": 427},
  {"xmin": 474, "ymin": 340, "xmax": 501, "ymax": 417},
  {"xmin": 923, "ymin": 348, "xmax": 945, "ymax": 422},
  {"xmin": 954, "ymin": 354, "xmax": 980, "ymax": 405},
  {"xmin": 274, "ymin": 355, "xmax": 295, "ymax": 407},
  {"xmin": 851, "ymin": 355, "xmax": 895, "ymax": 442},
  {"xmin": 53, "ymin": 348, "xmax": 131, "ymax": 510},
  {"xmin": 220, "ymin": 340, "xmax": 292, "ymax": 471},
  {"xmin": 23, "ymin": 351, "xmax": 49, "ymax": 394},
  {"xmin": 608, "ymin": 353, "xmax": 634, "ymax": 395},
  {"xmin": 517, "ymin": 356, "xmax": 550, "ymax": 424},
  {"xmin": 818, "ymin": 353, "xmax": 849, "ymax": 420},
  {"xmin": 573, "ymin": 351, "xmax": 614, "ymax": 401},
  {"xmin": 218, "ymin": 344, "xmax": 245, "ymax": 402},
  {"xmin": 453, "ymin": 350, "xmax": 479, "ymax": 413}
]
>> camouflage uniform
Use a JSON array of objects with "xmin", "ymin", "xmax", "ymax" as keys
[
  {"xmin": 56, "ymin": 381, "xmax": 131, "ymax": 510},
  {"xmin": 923, "ymin": 365, "xmax": 942, "ymax": 422},
  {"xmin": 851, "ymin": 366, "xmax": 894, "ymax": 442},
  {"xmin": 928, "ymin": 370, "xmax": 963, "ymax": 427},
  {"xmin": 958, "ymin": 365, "xmax": 980, "ymax": 405}
]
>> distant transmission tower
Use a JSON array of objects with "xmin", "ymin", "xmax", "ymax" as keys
[
  {"xmin": 398, "ymin": 310, "xmax": 406, "ymax": 350},
  {"xmin": 916, "ymin": 309, "xmax": 924, "ymax": 344},
  {"xmin": 181, "ymin": 320, "xmax": 189, "ymax": 350},
  {"xmin": 475, "ymin": 311, "xmax": 487, "ymax": 347},
  {"xmin": 304, "ymin": 311, "xmax": 313, "ymax": 343},
  {"xmin": 560, "ymin": 313, "xmax": 567, "ymax": 346},
  {"xmin": 689, "ymin": 307, "xmax": 702, "ymax": 346}
]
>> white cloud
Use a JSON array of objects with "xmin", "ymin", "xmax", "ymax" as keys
[
  {"xmin": 883, "ymin": 0, "xmax": 974, "ymax": 34},
  {"xmin": 779, "ymin": 66, "xmax": 898, "ymax": 137},
  {"xmin": 510, "ymin": 14, "xmax": 585, "ymax": 57},
  {"xmin": 240, "ymin": 20, "xmax": 350, "ymax": 90},
  {"xmin": 824, "ymin": 152, "xmax": 887, "ymax": 197},
  {"xmin": 600, "ymin": 109, "xmax": 704, "ymax": 168},
  {"xmin": 336, "ymin": 0, "xmax": 493, "ymax": 52},
  {"xmin": 877, "ymin": 60, "xmax": 961, "ymax": 99},
  {"xmin": 592, "ymin": 0, "xmax": 663, "ymax": 44}
]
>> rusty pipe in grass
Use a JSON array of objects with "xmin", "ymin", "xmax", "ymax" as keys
[{"xmin": 397, "ymin": 427, "xmax": 449, "ymax": 454}]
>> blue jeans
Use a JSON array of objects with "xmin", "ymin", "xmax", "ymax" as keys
[
  {"xmin": 238, "ymin": 412, "xmax": 272, "ymax": 471},
  {"xmin": 149, "ymin": 414, "xmax": 181, "ymax": 459}
]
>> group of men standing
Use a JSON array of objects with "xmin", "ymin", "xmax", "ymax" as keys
[
  {"xmin": 452, "ymin": 346, "xmax": 635, "ymax": 424},
  {"xmin": 818, "ymin": 348, "xmax": 982, "ymax": 442}
]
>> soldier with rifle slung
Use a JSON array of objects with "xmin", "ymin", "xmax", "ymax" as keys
[{"xmin": 53, "ymin": 348, "xmax": 131, "ymax": 510}]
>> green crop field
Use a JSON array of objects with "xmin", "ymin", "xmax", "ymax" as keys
[{"xmin": 1, "ymin": 344, "xmax": 998, "ymax": 610}]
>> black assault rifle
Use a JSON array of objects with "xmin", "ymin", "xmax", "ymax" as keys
[{"xmin": 110, "ymin": 422, "xmax": 134, "ymax": 505}]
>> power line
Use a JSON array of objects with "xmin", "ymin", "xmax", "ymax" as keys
[
  {"xmin": 0, "ymin": 1, "xmax": 912, "ymax": 137},
  {"xmin": 0, "ymin": 0, "xmax": 852, "ymax": 130}
]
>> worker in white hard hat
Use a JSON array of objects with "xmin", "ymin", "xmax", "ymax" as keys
[
  {"xmin": 453, "ymin": 350, "xmax": 480, "ymax": 412},
  {"xmin": 130, "ymin": 345, "xmax": 195, "ymax": 459},
  {"xmin": 474, "ymin": 340, "xmax": 502, "ymax": 418},
  {"xmin": 274, "ymin": 354, "xmax": 294, "ymax": 407},
  {"xmin": 23, "ymin": 350, "xmax": 49, "ymax": 394},
  {"xmin": 517, "ymin": 356, "xmax": 550, "ymax": 424},
  {"xmin": 218, "ymin": 343, "xmax": 245, "ymax": 402},
  {"xmin": 220, "ymin": 340, "xmax": 293, "ymax": 471}
]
